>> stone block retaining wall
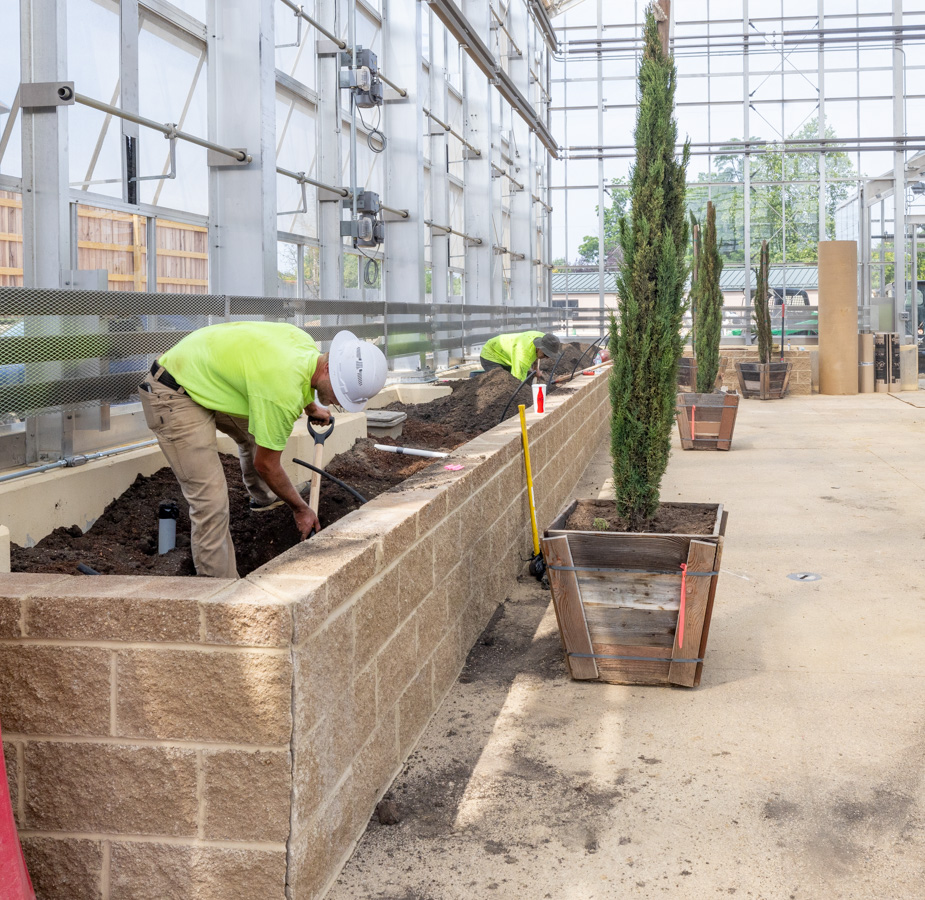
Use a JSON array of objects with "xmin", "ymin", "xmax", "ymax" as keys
[
  {"xmin": 0, "ymin": 369, "xmax": 611, "ymax": 899},
  {"xmin": 719, "ymin": 349, "xmax": 813, "ymax": 395}
]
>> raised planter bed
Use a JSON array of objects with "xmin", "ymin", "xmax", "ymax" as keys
[
  {"xmin": 542, "ymin": 499, "xmax": 727, "ymax": 687},
  {"xmin": 0, "ymin": 359, "xmax": 612, "ymax": 900},
  {"xmin": 734, "ymin": 360, "xmax": 793, "ymax": 400},
  {"xmin": 675, "ymin": 391, "xmax": 740, "ymax": 451}
]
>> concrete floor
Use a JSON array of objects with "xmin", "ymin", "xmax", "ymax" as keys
[{"xmin": 328, "ymin": 393, "xmax": 925, "ymax": 900}]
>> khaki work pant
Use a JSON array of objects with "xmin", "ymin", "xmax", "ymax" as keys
[{"xmin": 139, "ymin": 374, "xmax": 278, "ymax": 579}]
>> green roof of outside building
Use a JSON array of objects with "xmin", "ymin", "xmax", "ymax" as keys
[{"xmin": 552, "ymin": 266, "xmax": 819, "ymax": 294}]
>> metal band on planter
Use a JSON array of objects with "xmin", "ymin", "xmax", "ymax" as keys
[
  {"xmin": 545, "ymin": 564, "xmax": 719, "ymax": 577},
  {"xmin": 568, "ymin": 652, "xmax": 704, "ymax": 664}
]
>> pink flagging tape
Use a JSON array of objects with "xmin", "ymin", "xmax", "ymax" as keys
[
  {"xmin": 444, "ymin": 464, "xmax": 464, "ymax": 471},
  {"xmin": 690, "ymin": 404, "xmax": 696, "ymax": 440},
  {"xmin": 678, "ymin": 562, "xmax": 688, "ymax": 649}
]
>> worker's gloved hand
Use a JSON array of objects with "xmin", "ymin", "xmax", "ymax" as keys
[
  {"xmin": 305, "ymin": 401, "xmax": 331, "ymax": 425},
  {"xmin": 294, "ymin": 505, "xmax": 320, "ymax": 540}
]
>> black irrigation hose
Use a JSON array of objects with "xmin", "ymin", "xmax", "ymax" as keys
[
  {"xmin": 292, "ymin": 458, "xmax": 369, "ymax": 505},
  {"xmin": 545, "ymin": 349, "xmax": 567, "ymax": 388},
  {"xmin": 568, "ymin": 335, "xmax": 607, "ymax": 381},
  {"xmin": 76, "ymin": 563, "xmax": 100, "ymax": 575},
  {"xmin": 498, "ymin": 370, "xmax": 536, "ymax": 425}
]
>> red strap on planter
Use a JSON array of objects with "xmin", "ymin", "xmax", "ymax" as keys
[{"xmin": 678, "ymin": 562, "xmax": 688, "ymax": 649}]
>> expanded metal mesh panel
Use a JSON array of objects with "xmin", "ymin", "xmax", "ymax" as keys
[{"xmin": 0, "ymin": 287, "xmax": 574, "ymax": 420}]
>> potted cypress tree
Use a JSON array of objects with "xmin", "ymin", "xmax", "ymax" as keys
[
  {"xmin": 540, "ymin": 6, "xmax": 727, "ymax": 688},
  {"xmin": 676, "ymin": 201, "xmax": 740, "ymax": 450},
  {"xmin": 735, "ymin": 240, "xmax": 793, "ymax": 399}
]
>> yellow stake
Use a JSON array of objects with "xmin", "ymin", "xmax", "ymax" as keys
[{"xmin": 519, "ymin": 404, "xmax": 540, "ymax": 556}]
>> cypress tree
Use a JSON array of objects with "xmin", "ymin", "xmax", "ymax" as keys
[
  {"xmin": 611, "ymin": 6, "xmax": 690, "ymax": 530},
  {"xmin": 754, "ymin": 240, "xmax": 772, "ymax": 364},
  {"xmin": 693, "ymin": 200, "xmax": 723, "ymax": 392}
]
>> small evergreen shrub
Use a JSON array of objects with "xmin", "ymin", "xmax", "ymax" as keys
[
  {"xmin": 610, "ymin": 6, "xmax": 690, "ymax": 530},
  {"xmin": 694, "ymin": 201, "xmax": 724, "ymax": 392},
  {"xmin": 754, "ymin": 239, "xmax": 773, "ymax": 364}
]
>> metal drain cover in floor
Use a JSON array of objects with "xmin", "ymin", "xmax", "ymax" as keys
[{"xmin": 787, "ymin": 572, "xmax": 822, "ymax": 582}]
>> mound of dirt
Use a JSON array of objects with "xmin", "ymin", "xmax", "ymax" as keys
[{"xmin": 11, "ymin": 342, "xmax": 599, "ymax": 578}]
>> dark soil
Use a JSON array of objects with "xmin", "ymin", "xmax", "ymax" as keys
[
  {"xmin": 11, "ymin": 343, "xmax": 598, "ymax": 578},
  {"xmin": 564, "ymin": 499, "xmax": 720, "ymax": 535}
]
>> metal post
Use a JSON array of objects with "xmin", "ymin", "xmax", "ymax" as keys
[
  {"xmin": 207, "ymin": 0, "xmax": 277, "ymax": 296},
  {"xmin": 120, "ymin": 0, "xmax": 140, "ymax": 206},
  {"xmin": 429, "ymin": 16, "xmax": 450, "ymax": 365},
  {"xmin": 892, "ymin": 0, "xmax": 906, "ymax": 335},
  {"xmin": 743, "ymin": 0, "xmax": 751, "ymax": 343},
  {"xmin": 318, "ymin": 1, "xmax": 344, "ymax": 314},
  {"xmin": 383, "ymin": 0, "xmax": 426, "ymax": 369},
  {"xmin": 596, "ymin": 0, "xmax": 605, "ymax": 330},
  {"xmin": 509, "ymin": 0, "xmax": 533, "ymax": 309},
  {"xmin": 463, "ymin": 0, "xmax": 494, "ymax": 317},
  {"xmin": 817, "ymin": 0, "xmax": 826, "ymax": 244}
]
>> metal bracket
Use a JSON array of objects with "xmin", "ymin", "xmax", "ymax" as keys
[
  {"xmin": 463, "ymin": 146, "xmax": 481, "ymax": 160},
  {"xmin": 276, "ymin": 5, "xmax": 304, "ymax": 48},
  {"xmin": 132, "ymin": 132, "xmax": 178, "ymax": 183},
  {"xmin": 208, "ymin": 147, "xmax": 250, "ymax": 167},
  {"xmin": 317, "ymin": 39, "xmax": 342, "ymax": 57},
  {"xmin": 20, "ymin": 81, "xmax": 75, "ymax": 108},
  {"xmin": 279, "ymin": 176, "xmax": 308, "ymax": 216}
]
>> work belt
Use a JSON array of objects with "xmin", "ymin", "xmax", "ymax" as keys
[{"xmin": 150, "ymin": 361, "xmax": 184, "ymax": 393}]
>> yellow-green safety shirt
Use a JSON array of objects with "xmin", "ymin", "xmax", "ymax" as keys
[
  {"xmin": 158, "ymin": 321, "xmax": 319, "ymax": 451},
  {"xmin": 480, "ymin": 330, "xmax": 544, "ymax": 381}
]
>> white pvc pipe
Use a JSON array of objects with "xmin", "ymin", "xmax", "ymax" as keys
[{"xmin": 374, "ymin": 444, "xmax": 449, "ymax": 459}]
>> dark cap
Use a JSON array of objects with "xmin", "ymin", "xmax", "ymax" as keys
[{"xmin": 533, "ymin": 333, "xmax": 561, "ymax": 357}]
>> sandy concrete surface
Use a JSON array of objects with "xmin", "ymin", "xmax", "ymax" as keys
[{"xmin": 327, "ymin": 393, "xmax": 925, "ymax": 900}]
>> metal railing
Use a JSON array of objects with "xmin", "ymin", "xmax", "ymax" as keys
[{"xmin": 0, "ymin": 287, "xmax": 570, "ymax": 422}]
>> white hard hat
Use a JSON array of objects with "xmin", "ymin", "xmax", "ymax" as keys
[{"xmin": 328, "ymin": 330, "xmax": 388, "ymax": 412}]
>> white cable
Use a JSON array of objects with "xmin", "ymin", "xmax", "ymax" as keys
[{"xmin": 374, "ymin": 444, "xmax": 450, "ymax": 458}]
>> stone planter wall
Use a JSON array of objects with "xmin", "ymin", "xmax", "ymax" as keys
[
  {"xmin": 0, "ymin": 369, "xmax": 611, "ymax": 899},
  {"xmin": 718, "ymin": 348, "xmax": 813, "ymax": 395}
]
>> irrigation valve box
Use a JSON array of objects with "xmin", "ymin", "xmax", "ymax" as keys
[{"xmin": 339, "ymin": 47, "xmax": 383, "ymax": 108}]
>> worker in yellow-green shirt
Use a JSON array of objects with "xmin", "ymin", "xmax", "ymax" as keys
[
  {"xmin": 138, "ymin": 322, "xmax": 387, "ymax": 579},
  {"xmin": 479, "ymin": 331, "xmax": 561, "ymax": 381}
]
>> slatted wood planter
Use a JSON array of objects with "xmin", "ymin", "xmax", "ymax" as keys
[
  {"xmin": 675, "ymin": 391, "xmax": 739, "ymax": 450},
  {"xmin": 542, "ymin": 502, "xmax": 727, "ymax": 687},
  {"xmin": 677, "ymin": 356, "xmax": 727, "ymax": 391},
  {"xmin": 734, "ymin": 360, "xmax": 792, "ymax": 400}
]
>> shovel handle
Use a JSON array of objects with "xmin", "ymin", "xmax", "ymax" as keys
[{"xmin": 309, "ymin": 439, "xmax": 324, "ymax": 514}]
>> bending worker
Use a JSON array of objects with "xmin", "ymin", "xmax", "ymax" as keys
[
  {"xmin": 479, "ymin": 331, "xmax": 561, "ymax": 381},
  {"xmin": 139, "ymin": 322, "xmax": 387, "ymax": 578}
]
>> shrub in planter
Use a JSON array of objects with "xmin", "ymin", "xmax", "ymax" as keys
[
  {"xmin": 736, "ymin": 239, "xmax": 793, "ymax": 399},
  {"xmin": 541, "ymin": 6, "xmax": 727, "ymax": 688},
  {"xmin": 676, "ymin": 200, "xmax": 739, "ymax": 450}
]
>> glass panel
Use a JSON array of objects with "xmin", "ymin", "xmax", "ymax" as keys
[
  {"xmin": 138, "ymin": 11, "xmax": 208, "ymax": 213},
  {"xmin": 276, "ymin": 92, "xmax": 319, "ymax": 238},
  {"xmin": 278, "ymin": 242, "xmax": 299, "ymax": 298},
  {"xmin": 155, "ymin": 218, "xmax": 208, "ymax": 294},
  {"xmin": 276, "ymin": 0, "xmax": 317, "ymax": 91},
  {"xmin": 0, "ymin": 191, "xmax": 23, "ymax": 286},
  {"xmin": 77, "ymin": 204, "xmax": 147, "ymax": 291},
  {"xmin": 0, "ymin": 2, "xmax": 21, "ymax": 177},
  {"xmin": 68, "ymin": 0, "xmax": 122, "ymax": 196}
]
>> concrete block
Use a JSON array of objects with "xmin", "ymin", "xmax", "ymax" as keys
[
  {"xmin": 109, "ymin": 842, "xmax": 287, "ymax": 900},
  {"xmin": 202, "ymin": 749, "xmax": 291, "ymax": 843},
  {"xmin": 354, "ymin": 565, "xmax": 401, "ymax": 673},
  {"xmin": 293, "ymin": 606, "xmax": 355, "ymax": 737},
  {"xmin": 376, "ymin": 617, "xmax": 419, "ymax": 714},
  {"xmin": 201, "ymin": 581, "xmax": 293, "ymax": 648},
  {"xmin": 0, "ymin": 572, "xmax": 70, "ymax": 601},
  {"xmin": 115, "ymin": 649, "xmax": 291, "ymax": 744},
  {"xmin": 0, "ymin": 596, "xmax": 19, "ymax": 639},
  {"xmin": 397, "ymin": 534, "xmax": 435, "ymax": 618},
  {"xmin": 351, "ymin": 722, "xmax": 400, "ymax": 817},
  {"xmin": 286, "ymin": 815, "xmax": 330, "ymax": 900},
  {"xmin": 398, "ymin": 668, "xmax": 433, "ymax": 758},
  {"xmin": 416, "ymin": 584, "xmax": 449, "ymax": 656},
  {"xmin": 249, "ymin": 574, "xmax": 329, "ymax": 644},
  {"xmin": 253, "ymin": 534, "xmax": 379, "ymax": 612},
  {"xmin": 0, "ymin": 647, "xmax": 110, "ymax": 736},
  {"xmin": 27, "ymin": 593, "xmax": 201, "ymax": 643},
  {"xmin": 20, "ymin": 837, "xmax": 103, "ymax": 900},
  {"xmin": 334, "ymin": 498, "xmax": 419, "ymax": 565},
  {"xmin": 5, "ymin": 739, "xmax": 19, "ymax": 825},
  {"xmin": 431, "ymin": 621, "xmax": 464, "ymax": 703},
  {"xmin": 431, "ymin": 517, "xmax": 461, "ymax": 584},
  {"xmin": 0, "ymin": 525, "xmax": 9, "ymax": 574},
  {"xmin": 25, "ymin": 742, "xmax": 198, "ymax": 835}
]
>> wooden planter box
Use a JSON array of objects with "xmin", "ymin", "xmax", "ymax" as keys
[
  {"xmin": 675, "ymin": 391, "xmax": 739, "ymax": 450},
  {"xmin": 678, "ymin": 356, "xmax": 727, "ymax": 391},
  {"xmin": 734, "ymin": 360, "xmax": 792, "ymax": 400},
  {"xmin": 541, "ymin": 502, "xmax": 727, "ymax": 687}
]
